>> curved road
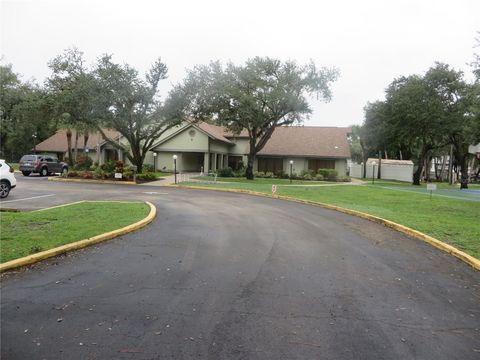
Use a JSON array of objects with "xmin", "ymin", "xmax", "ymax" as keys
[{"xmin": 1, "ymin": 180, "xmax": 479, "ymax": 359}]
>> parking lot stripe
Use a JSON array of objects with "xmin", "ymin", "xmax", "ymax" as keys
[{"xmin": 0, "ymin": 194, "xmax": 55, "ymax": 203}]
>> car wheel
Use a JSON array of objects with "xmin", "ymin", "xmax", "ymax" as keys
[
  {"xmin": 22, "ymin": 171, "xmax": 31, "ymax": 176},
  {"xmin": 40, "ymin": 167, "xmax": 48, "ymax": 177},
  {"xmin": 0, "ymin": 180, "xmax": 10, "ymax": 198}
]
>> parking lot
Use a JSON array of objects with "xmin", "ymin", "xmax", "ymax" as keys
[{"xmin": 0, "ymin": 175, "xmax": 171, "ymax": 211}]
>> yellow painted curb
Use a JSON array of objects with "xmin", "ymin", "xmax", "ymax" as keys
[
  {"xmin": 177, "ymin": 185, "xmax": 480, "ymax": 271},
  {"xmin": 48, "ymin": 177, "xmax": 137, "ymax": 185},
  {"xmin": 0, "ymin": 201, "xmax": 156, "ymax": 273}
]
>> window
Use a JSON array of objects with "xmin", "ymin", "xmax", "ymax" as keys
[
  {"xmin": 308, "ymin": 159, "xmax": 335, "ymax": 172},
  {"xmin": 258, "ymin": 157, "xmax": 283, "ymax": 173},
  {"xmin": 228, "ymin": 156, "xmax": 243, "ymax": 170}
]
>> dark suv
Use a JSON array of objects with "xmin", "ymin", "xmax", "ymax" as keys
[{"xmin": 19, "ymin": 154, "xmax": 68, "ymax": 177}]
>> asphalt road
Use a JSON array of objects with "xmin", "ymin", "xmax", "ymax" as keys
[{"xmin": 1, "ymin": 176, "xmax": 479, "ymax": 359}]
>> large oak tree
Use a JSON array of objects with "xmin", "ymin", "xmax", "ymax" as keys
[{"xmin": 168, "ymin": 57, "xmax": 338, "ymax": 179}]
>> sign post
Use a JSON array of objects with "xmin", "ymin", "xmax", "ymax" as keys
[{"xmin": 426, "ymin": 183, "xmax": 437, "ymax": 199}]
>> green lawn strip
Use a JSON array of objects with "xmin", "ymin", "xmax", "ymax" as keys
[
  {"xmin": 8, "ymin": 163, "xmax": 19, "ymax": 171},
  {"xmin": 0, "ymin": 201, "xmax": 149, "ymax": 263},
  {"xmin": 191, "ymin": 176, "xmax": 336, "ymax": 185},
  {"xmin": 180, "ymin": 181, "xmax": 480, "ymax": 258},
  {"xmin": 153, "ymin": 171, "xmax": 171, "ymax": 178}
]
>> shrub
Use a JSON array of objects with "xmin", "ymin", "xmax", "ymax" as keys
[
  {"xmin": 233, "ymin": 169, "xmax": 245, "ymax": 177},
  {"xmin": 143, "ymin": 164, "xmax": 154, "ymax": 173},
  {"xmin": 81, "ymin": 171, "xmax": 93, "ymax": 179},
  {"xmin": 254, "ymin": 171, "xmax": 265, "ymax": 178},
  {"xmin": 264, "ymin": 171, "xmax": 274, "ymax": 178},
  {"xmin": 101, "ymin": 161, "xmax": 116, "ymax": 173},
  {"xmin": 115, "ymin": 160, "xmax": 124, "ymax": 174},
  {"xmin": 300, "ymin": 169, "xmax": 315, "ymax": 178},
  {"xmin": 74, "ymin": 156, "xmax": 93, "ymax": 170},
  {"xmin": 67, "ymin": 171, "xmax": 78, "ymax": 178},
  {"xmin": 217, "ymin": 167, "xmax": 233, "ymax": 177},
  {"xmin": 136, "ymin": 172, "xmax": 157, "ymax": 181},
  {"xmin": 317, "ymin": 168, "xmax": 338, "ymax": 181},
  {"xmin": 337, "ymin": 176, "xmax": 351, "ymax": 182},
  {"xmin": 275, "ymin": 170, "xmax": 289, "ymax": 179},
  {"xmin": 314, "ymin": 174, "xmax": 324, "ymax": 181},
  {"xmin": 123, "ymin": 167, "xmax": 133, "ymax": 180},
  {"xmin": 93, "ymin": 167, "xmax": 105, "ymax": 179},
  {"xmin": 303, "ymin": 173, "xmax": 313, "ymax": 180}
]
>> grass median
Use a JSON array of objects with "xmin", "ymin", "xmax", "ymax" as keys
[
  {"xmin": 0, "ymin": 201, "xmax": 150, "ymax": 263},
  {"xmin": 180, "ymin": 179, "xmax": 480, "ymax": 259}
]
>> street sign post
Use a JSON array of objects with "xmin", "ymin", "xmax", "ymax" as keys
[
  {"xmin": 272, "ymin": 184, "xmax": 277, "ymax": 196},
  {"xmin": 426, "ymin": 183, "xmax": 437, "ymax": 199}
]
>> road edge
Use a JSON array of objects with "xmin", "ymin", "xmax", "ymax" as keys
[
  {"xmin": 175, "ymin": 184, "xmax": 480, "ymax": 271},
  {"xmin": 48, "ymin": 177, "xmax": 137, "ymax": 185},
  {"xmin": 0, "ymin": 201, "xmax": 157, "ymax": 273}
]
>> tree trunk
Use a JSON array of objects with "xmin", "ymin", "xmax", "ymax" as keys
[
  {"xmin": 83, "ymin": 133, "xmax": 89, "ymax": 154},
  {"xmin": 246, "ymin": 153, "xmax": 255, "ymax": 180},
  {"xmin": 413, "ymin": 149, "xmax": 428, "ymax": 185},
  {"xmin": 459, "ymin": 154, "xmax": 469, "ymax": 189},
  {"xmin": 74, "ymin": 131, "xmax": 79, "ymax": 162},
  {"xmin": 439, "ymin": 155, "xmax": 447, "ymax": 181},
  {"xmin": 377, "ymin": 152, "xmax": 381, "ymax": 179},
  {"xmin": 66, "ymin": 129, "xmax": 73, "ymax": 166},
  {"xmin": 413, "ymin": 163, "xmax": 423, "ymax": 185},
  {"xmin": 448, "ymin": 144, "xmax": 454, "ymax": 185}
]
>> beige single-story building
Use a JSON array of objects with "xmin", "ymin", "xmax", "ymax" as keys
[
  {"xmin": 147, "ymin": 122, "xmax": 351, "ymax": 176},
  {"xmin": 35, "ymin": 122, "xmax": 352, "ymax": 175},
  {"xmin": 35, "ymin": 129, "xmax": 121, "ymax": 163}
]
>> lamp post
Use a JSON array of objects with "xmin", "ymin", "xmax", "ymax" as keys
[
  {"xmin": 153, "ymin": 152, "xmax": 157, "ymax": 173},
  {"xmin": 372, "ymin": 161, "xmax": 376, "ymax": 185},
  {"xmin": 32, "ymin": 133, "xmax": 37, "ymax": 154},
  {"xmin": 173, "ymin": 154, "xmax": 178, "ymax": 184},
  {"xmin": 289, "ymin": 160, "xmax": 294, "ymax": 184}
]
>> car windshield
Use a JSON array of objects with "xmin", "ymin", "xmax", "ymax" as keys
[{"xmin": 20, "ymin": 155, "xmax": 36, "ymax": 161}]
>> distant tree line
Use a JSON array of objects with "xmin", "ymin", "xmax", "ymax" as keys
[{"xmin": 350, "ymin": 38, "xmax": 480, "ymax": 188}]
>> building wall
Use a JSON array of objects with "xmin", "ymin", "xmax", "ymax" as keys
[
  {"xmin": 155, "ymin": 127, "xmax": 209, "ymax": 152},
  {"xmin": 229, "ymin": 138, "xmax": 249, "ymax": 155},
  {"xmin": 209, "ymin": 140, "xmax": 230, "ymax": 154},
  {"xmin": 252, "ymin": 156, "xmax": 348, "ymax": 176}
]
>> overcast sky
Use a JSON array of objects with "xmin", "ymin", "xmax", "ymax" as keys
[{"xmin": 1, "ymin": 0, "xmax": 479, "ymax": 127}]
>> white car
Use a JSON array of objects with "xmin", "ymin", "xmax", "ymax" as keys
[{"xmin": 0, "ymin": 159, "xmax": 17, "ymax": 198}]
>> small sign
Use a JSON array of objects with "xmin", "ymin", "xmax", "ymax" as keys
[
  {"xmin": 426, "ymin": 183, "xmax": 437, "ymax": 191},
  {"xmin": 114, "ymin": 172, "xmax": 123, "ymax": 179},
  {"xmin": 272, "ymin": 184, "xmax": 277, "ymax": 195}
]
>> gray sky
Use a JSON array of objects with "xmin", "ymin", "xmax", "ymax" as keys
[{"xmin": 1, "ymin": 0, "xmax": 479, "ymax": 127}]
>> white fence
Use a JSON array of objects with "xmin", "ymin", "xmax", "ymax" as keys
[{"xmin": 350, "ymin": 161, "xmax": 413, "ymax": 182}]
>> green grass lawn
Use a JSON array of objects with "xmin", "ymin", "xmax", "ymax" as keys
[
  {"xmin": 180, "ymin": 180, "xmax": 480, "ymax": 259},
  {"xmin": 0, "ymin": 201, "xmax": 150, "ymax": 263},
  {"xmin": 192, "ymin": 176, "xmax": 336, "ymax": 185},
  {"xmin": 8, "ymin": 162, "xmax": 19, "ymax": 171}
]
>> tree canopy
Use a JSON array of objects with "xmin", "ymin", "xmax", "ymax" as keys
[
  {"xmin": 94, "ymin": 55, "xmax": 181, "ymax": 172},
  {"xmin": 359, "ymin": 62, "xmax": 480, "ymax": 187},
  {"xmin": 169, "ymin": 57, "xmax": 339, "ymax": 179}
]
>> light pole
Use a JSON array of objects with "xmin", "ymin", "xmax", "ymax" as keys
[
  {"xmin": 289, "ymin": 160, "xmax": 294, "ymax": 184},
  {"xmin": 153, "ymin": 152, "xmax": 157, "ymax": 173},
  {"xmin": 372, "ymin": 161, "xmax": 376, "ymax": 185},
  {"xmin": 32, "ymin": 133, "xmax": 37, "ymax": 154},
  {"xmin": 173, "ymin": 154, "xmax": 178, "ymax": 184}
]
